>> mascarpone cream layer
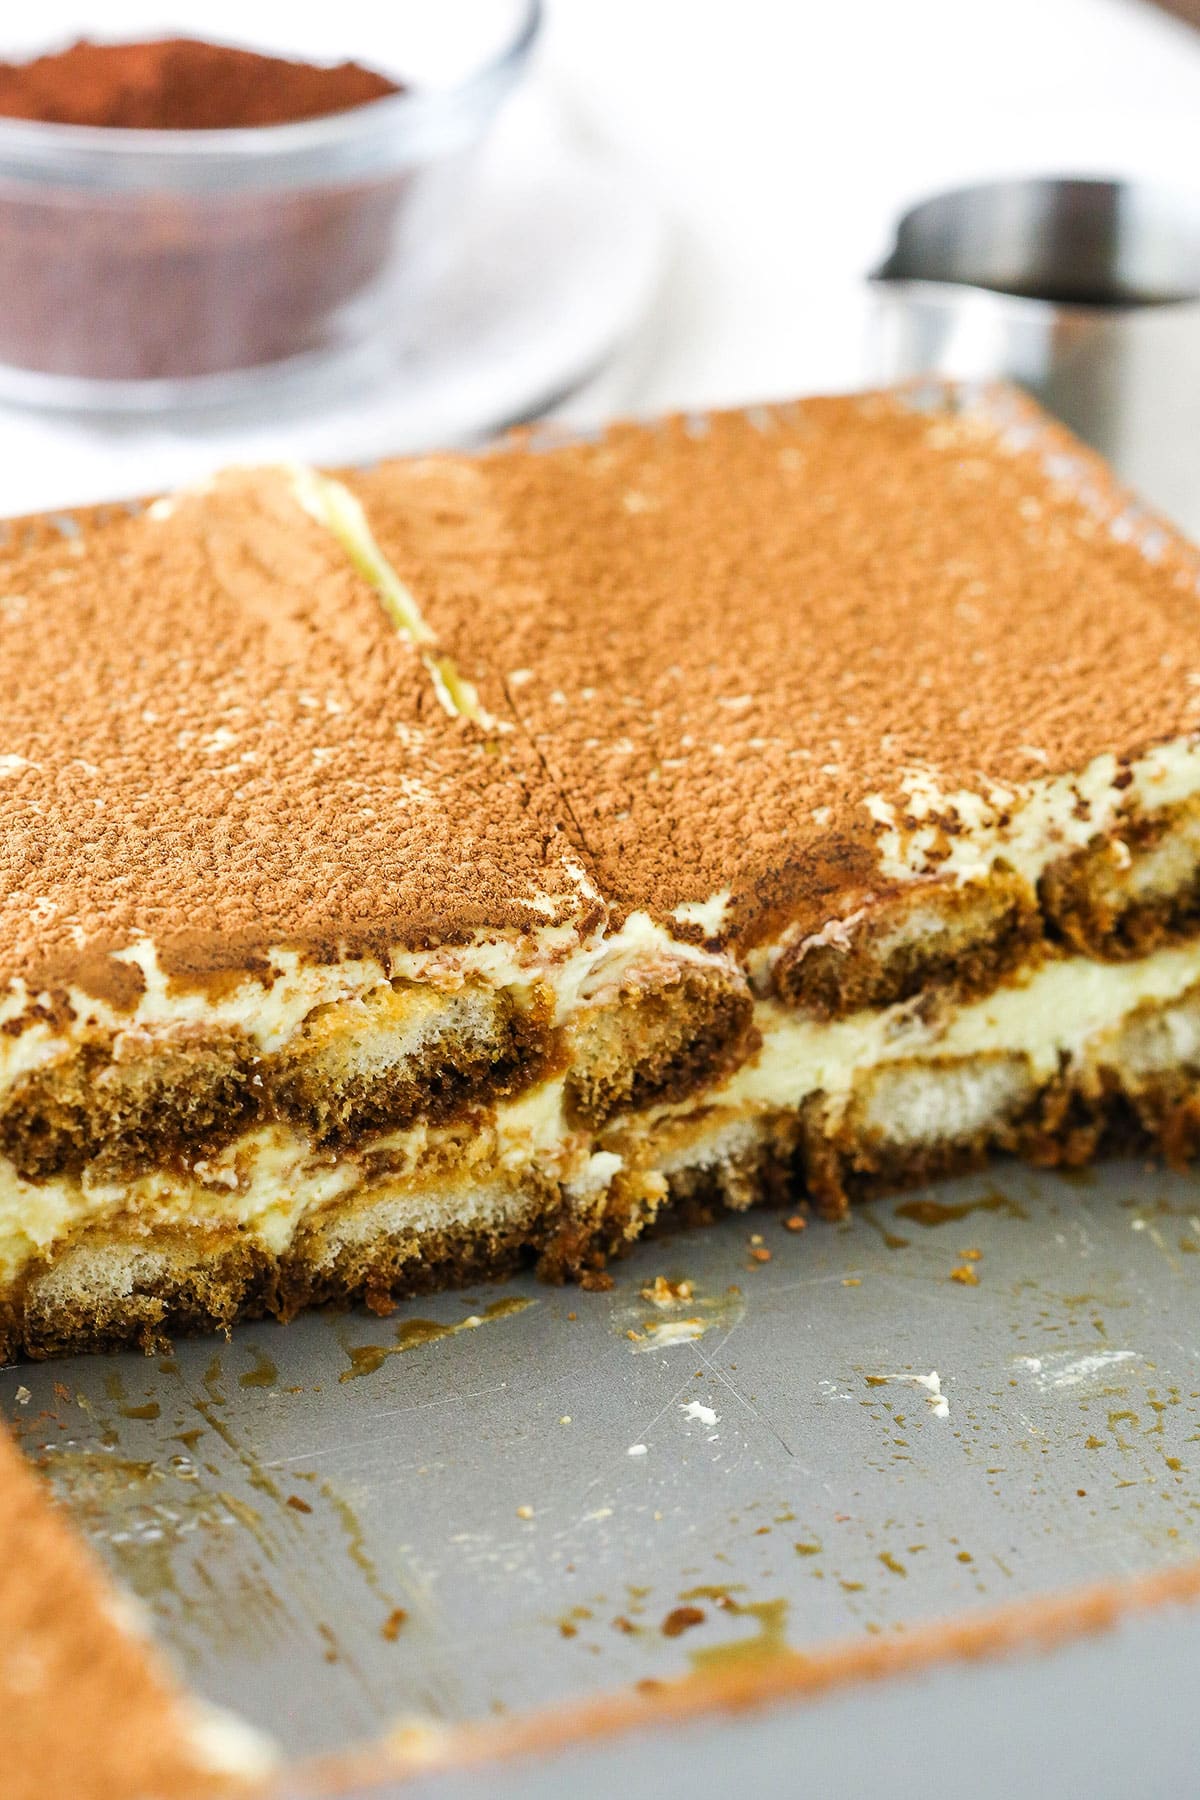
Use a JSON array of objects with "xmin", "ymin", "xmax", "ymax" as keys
[
  {"xmin": 716, "ymin": 938, "xmax": 1200, "ymax": 1123},
  {"xmin": 864, "ymin": 739, "xmax": 1200, "ymax": 888},
  {"xmin": 5, "ymin": 942, "xmax": 1200, "ymax": 1284},
  {"xmin": 0, "ymin": 908, "xmax": 727, "ymax": 1099}
]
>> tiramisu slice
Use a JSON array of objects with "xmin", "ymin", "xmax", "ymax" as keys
[
  {"xmin": 345, "ymin": 384, "xmax": 1200, "ymax": 1224},
  {"xmin": 0, "ymin": 471, "xmax": 743, "ymax": 1357},
  {"xmin": 4, "ymin": 383, "xmax": 1200, "ymax": 1358}
]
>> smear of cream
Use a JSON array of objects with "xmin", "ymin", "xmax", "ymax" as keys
[
  {"xmin": 290, "ymin": 465, "xmax": 494, "ymax": 728},
  {"xmin": 1014, "ymin": 1350, "xmax": 1138, "ymax": 1391},
  {"xmin": 681, "ymin": 1400, "xmax": 719, "ymax": 1426},
  {"xmin": 633, "ymin": 1318, "xmax": 707, "ymax": 1351},
  {"xmin": 875, "ymin": 1370, "xmax": 950, "ymax": 1418},
  {"xmin": 623, "ymin": 1284, "xmax": 746, "ymax": 1354},
  {"xmin": 912, "ymin": 1371, "xmax": 949, "ymax": 1418}
]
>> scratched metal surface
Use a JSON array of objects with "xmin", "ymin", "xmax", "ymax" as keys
[{"xmin": 3, "ymin": 1158, "xmax": 1200, "ymax": 1776}]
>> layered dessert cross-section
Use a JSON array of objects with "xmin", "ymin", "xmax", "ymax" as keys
[
  {"xmin": 3, "ymin": 383, "xmax": 1200, "ymax": 1357},
  {"xmin": 345, "ymin": 384, "xmax": 1200, "ymax": 1235},
  {"xmin": 0, "ymin": 467, "xmax": 746, "ymax": 1356}
]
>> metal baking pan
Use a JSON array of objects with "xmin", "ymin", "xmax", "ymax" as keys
[
  {"xmin": 8, "ymin": 212, "xmax": 1200, "ymax": 1787},
  {"xmin": 6, "ymin": 1155, "xmax": 1200, "ymax": 1795}
]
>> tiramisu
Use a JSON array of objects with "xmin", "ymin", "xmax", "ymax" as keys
[{"xmin": 3, "ymin": 383, "xmax": 1200, "ymax": 1357}]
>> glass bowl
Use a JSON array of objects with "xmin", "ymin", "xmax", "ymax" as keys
[{"xmin": 0, "ymin": 1, "xmax": 540, "ymax": 409}]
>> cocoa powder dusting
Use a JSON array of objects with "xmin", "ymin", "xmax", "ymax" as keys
[
  {"xmin": 0, "ymin": 469, "xmax": 598, "ymax": 1003},
  {"xmin": 0, "ymin": 37, "xmax": 400, "ymax": 130},
  {"xmin": 4, "ymin": 386, "xmax": 1200, "ymax": 1005},
  {"xmin": 348, "ymin": 387, "xmax": 1200, "ymax": 949},
  {"xmin": 0, "ymin": 1428, "xmax": 234, "ymax": 1798}
]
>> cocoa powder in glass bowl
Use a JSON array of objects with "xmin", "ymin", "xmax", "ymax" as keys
[
  {"xmin": 0, "ymin": 39, "xmax": 401, "ymax": 130},
  {"xmin": 0, "ymin": 10, "xmax": 539, "ymax": 407}
]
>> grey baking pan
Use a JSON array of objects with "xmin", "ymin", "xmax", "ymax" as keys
[{"xmin": 6, "ymin": 1156, "xmax": 1200, "ymax": 1795}]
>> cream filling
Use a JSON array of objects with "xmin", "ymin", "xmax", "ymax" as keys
[
  {"xmin": 714, "ymin": 939, "xmax": 1200, "ymax": 1121},
  {"xmin": 0, "ymin": 908, "xmax": 731, "ymax": 1099},
  {"xmin": 671, "ymin": 890, "xmax": 733, "ymax": 937},
  {"xmin": 7, "ymin": 942, "xmax": 1200, "ymax": 1285},
  {"xmin": 0, "ymin": 1073, "xmax": 592, "ymax": 1282},
  {"xmin": 712, "ymin": 936, "xmax": 1200, "ymax": 1116},
  {"xmin": 863, "ymin": 741, "xmax": 1200, "ymax": 889}
]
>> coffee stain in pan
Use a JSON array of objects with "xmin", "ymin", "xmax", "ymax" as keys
[{"xmin": 339, "ymin": 1296, "xmax": 533, "ymax": 1382}]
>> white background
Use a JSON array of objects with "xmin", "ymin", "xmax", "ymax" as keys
[{"xmin": 536, "ymin": 0, "xmax": 1200, "ymax": 414}]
